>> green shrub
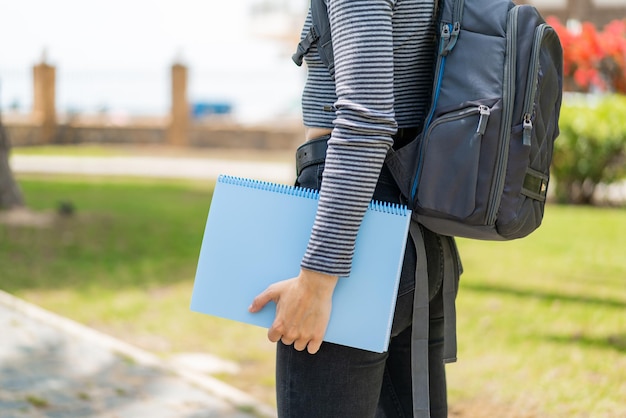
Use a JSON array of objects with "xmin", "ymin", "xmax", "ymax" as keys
[{"xmin": 552, "ymin": 94, "xmax": 626, "ymax": 204}]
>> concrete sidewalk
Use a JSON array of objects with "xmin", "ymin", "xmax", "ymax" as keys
[
  {"xmin": 0, "ymin": 290, "xmax": 277, "ymax": 418},
  {"xmin": 9, "ymin": 155, "xmax": 294, "ymax": 184},
  {"xmin": 9, "ymin": 154, "xmax": 626, "ymax": 204}
]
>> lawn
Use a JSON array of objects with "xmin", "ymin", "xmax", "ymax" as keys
[
  {"xmin": 450, "ymin": 206, "xmax": 626, "ymax": 417},
  {"xmin": 1, "ymin": 175, "xmax": 624, "ymax": 417}
]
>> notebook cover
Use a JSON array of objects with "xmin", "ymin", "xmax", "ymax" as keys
[{"xmin": 190, "ymin": 175, "xmax": 411, "ymax": 353}]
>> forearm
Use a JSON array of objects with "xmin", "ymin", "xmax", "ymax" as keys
[{"xmin": 301, "ymin": 0, "xmax": 397, "ymax": 277}]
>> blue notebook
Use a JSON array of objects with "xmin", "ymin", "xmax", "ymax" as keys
[{"xmin": 190, "ymin": 175, "xmax": 411, "ymax": 353}]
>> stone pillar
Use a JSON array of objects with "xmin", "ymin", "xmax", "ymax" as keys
[
  {"xmin": 33, "ymin": 57, "xmax": 56, "ymax": 144},
  {"xmin": 168, "ymin": 63, "xmax": 189, "ymax": 146}
]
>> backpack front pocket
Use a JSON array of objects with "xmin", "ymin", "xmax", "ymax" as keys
[{"xmin": 416, "ymin": 99, "xmax": 503, "ymax": 222}]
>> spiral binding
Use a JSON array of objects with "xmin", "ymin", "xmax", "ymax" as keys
[
  {"xmin": 218, "ymin": 174, "xmax": 318, "ymax": 200},
  {"xmin": 368, "ymin": 199, "xmax": 410, "ymax": 216},
  {"xmin": 218, "ymin": 174, "xmax": 409, "ymax": 216}
]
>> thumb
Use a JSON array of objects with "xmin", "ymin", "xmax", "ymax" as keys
[{"xmin": 248, "ymin": 286, "xmax": 277, "ymax": 313}]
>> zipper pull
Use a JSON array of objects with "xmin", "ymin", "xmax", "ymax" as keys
[
  {"xmin": 439, "ymin": 24, "xmax": 451, "ymax": 55},
  {"xmin": 442, "ymin": 22, "xmax": 460, "ymax": 56},
  {"xmin": 523, "ymin": 113, "xmax": 533, "ymax": 146},
  {"xmin": 476, "ymin": 105, "xmax": 491, "ymax": 136}
]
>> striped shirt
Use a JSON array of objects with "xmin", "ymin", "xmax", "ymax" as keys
[{"xmin": 299, "ymin": 0, "xmax": 437, "ymax": 276}]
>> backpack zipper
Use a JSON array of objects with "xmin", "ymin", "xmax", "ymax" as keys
[
  {"xmin": 423, "ymin": 23, "xmax": 451, "ymax": 131},
  {"xmin": 426, "ymin": 105, "xmax": 491, "ymax": 137},
  {"xmin": 443, "ymin": 0, "xmax": 464, "ymax": 55},
  {"xmin": 452, "ymin": 0, "xmax": 465, "ymax": 28},
  {"xmin": 414, "ymin": 104, "xmax": 491, "ymax": 200},
  {"xmin": 486, "ymin": 5, "xmax": 519, "ymax": 226},
  {"xmin": 442, "ymin": 22, "xmax": 461, "ymax": 56},
  {"xmin": 522, "ymin": 23, "xmax": 552, "ymax": 146},
  {"xmin": 411, "ymin": 0, "xmax": 466, "ymax": 202},
  {"xmin": 410, "ymin": 22, "xmax": 452, "ymax": 202},
  {"xmin": 441, "ymin": 0, "xmax": 463, "ymax": 56},
  {"xmin": 476, "ymin": 105, "xmax": 491, "ymax": 136}
]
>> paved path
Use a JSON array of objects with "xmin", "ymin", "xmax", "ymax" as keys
[
  {"xmin": 9, "ymin": 155, "xmax": 294, "ymax": 184},
  {"xmin": 9, "ymin": 154, "xmax": 626, "ymax": 204},
  {"xmin": 0, "ymin": 291, "xmax": 276, "ymax": 418}
]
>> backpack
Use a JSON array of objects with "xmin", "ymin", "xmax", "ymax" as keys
[{"xmin": 293, "ymin": 0, "xmax": 564, "ymax": 241}]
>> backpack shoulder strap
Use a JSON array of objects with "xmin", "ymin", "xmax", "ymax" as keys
[
  {"xmin": 291, "ymin": 0, "xmax": 336, "ymax": 79},
  {"xmin": 292, "ymin": 0, "xmax": 447, "ymax": 80}
]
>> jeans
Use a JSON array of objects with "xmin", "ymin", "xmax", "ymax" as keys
[{"xmin": 276, "ymin": 162, "xmax": 449, "ymax": 418}]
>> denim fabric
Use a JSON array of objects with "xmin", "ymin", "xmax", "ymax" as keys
[{"xmin": 278, "ymin": 161, "xmax": 448, "ymax": 417}]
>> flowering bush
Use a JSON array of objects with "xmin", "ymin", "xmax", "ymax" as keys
[{"xmin": 547, "ymin": 17, "xmax": 626, "ymax": 93}]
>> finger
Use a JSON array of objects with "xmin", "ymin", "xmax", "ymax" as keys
[
  {"xmin": 306, "ymin": 338, "xmax": 323, "ymax": 355},
  {"xmin": 248, "ymin": 288, "xmax": 275, "ymax": 313},
  {"xmin": 293, "ymin": 339, "xmax": 308, "ymax": 352},
  {"xmin": 280, "ymin": 337, "xmax": 295, "ymax": 346},
  {"xmin": 267, "ymin": 322, "xmax": 283, "ymax": 343}
]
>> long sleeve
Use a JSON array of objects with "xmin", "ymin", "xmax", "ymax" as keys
[{"xmin": 300, "ymin": 0, "xmax": 436, "ymax": 277}]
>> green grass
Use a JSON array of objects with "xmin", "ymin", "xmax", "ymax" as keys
[
  {"xmin": 450, "ymin": 206, "xmax": 626, "ymax": 416},
  {"xmin": 25, "ymin": 395, "xmax": 49, "ymax": 408},
  {"xmin": 1, "ymin": 176, "xmax": 624, "ymax": 416}
]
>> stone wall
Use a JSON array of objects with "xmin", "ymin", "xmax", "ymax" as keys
[
  {"xmin": 4, "ymin": 116, "xmax": 304, "ymax": 151},
  {"xmin": 5, "ymin": 59, "xmax": 304, "ymax": 151}
]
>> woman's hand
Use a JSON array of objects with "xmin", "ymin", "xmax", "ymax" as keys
[{"xmin": 249, "ymin": 269, "xmax": 338, "ymax": 354}]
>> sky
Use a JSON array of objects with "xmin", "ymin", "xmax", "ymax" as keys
[{"xmin": 0, "ymin": 0, "xmax": 308, "ymax": 123}]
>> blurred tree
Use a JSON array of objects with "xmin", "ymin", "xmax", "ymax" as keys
[
  {"xmin": 552, "ymin": 95, "xmax": 626, "ymax": 204},
  {"xmin": 0, "ymin": 109, "xmax": 24, "ymax": 209}
]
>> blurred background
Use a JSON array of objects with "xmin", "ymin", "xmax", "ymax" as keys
[
  {"xmin": 0, "ymin": 0, "xmax": 625, "ymax": 417},
  {"xmin": 0, "ymin": 0, "xmax": 306, "ymax": 124}
]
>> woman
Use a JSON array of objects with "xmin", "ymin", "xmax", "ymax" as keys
[{"xmin": 249, "ymin": 0, "xmax": 459, "ymax": 416}]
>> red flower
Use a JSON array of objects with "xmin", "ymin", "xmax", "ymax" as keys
[{"xmin": 549, "ymin": 17, "xmax": 626, "ymax": 93}]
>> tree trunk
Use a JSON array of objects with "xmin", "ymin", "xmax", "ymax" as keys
[
  {"xmin": 560, "ymin": 179, "xmax": 596, "ymax": 205},
  {"xmin": 0, "ymin": 122, "xmax": 24, "ymax": 209}
]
